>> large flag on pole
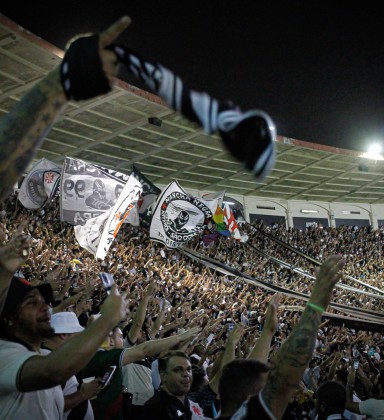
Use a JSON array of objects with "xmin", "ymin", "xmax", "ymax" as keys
[
  {"xmin": 74, "ymin": 174, "xmax": 142, "ymax": 259},
  {"xmin": 150, "ymin": 181, "xmax": 218, "ymax": 249},
  {"xmin": 18, "ymin": 158, "xmax": 61, "ymax": 209},
  {"xmin": 60, "ymin": 157, "xmax": 131, "ymax": 225}
]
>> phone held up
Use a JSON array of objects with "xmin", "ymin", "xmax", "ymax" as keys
[
  {"xmin": 100, "ymin": 365, "xmax": 117, "ymax": 389},
  {"xmin": 99, "ymin": 272, "xmax": 115, "ymax": 295}
]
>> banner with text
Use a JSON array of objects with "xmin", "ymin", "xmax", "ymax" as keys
[
  {"xmin": 150, "ymin": 181, "xmax": 218, "ymax": 249},
  {"xmin": 60, "ymin": 157, "xmax": 131, "ymax": 225}
]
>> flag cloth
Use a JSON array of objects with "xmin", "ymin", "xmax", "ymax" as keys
[
  {"xmin": 74, "ymin": 174, "xmax": 142, "ymax": 259},
  {"xmin": 18, "ymin": 158, "xmax": 62, "ymax": 209},
  {"xmin": 223, "ymin": 203, "xmax": 241, "ymax": 240},
  {"xmin": 60, "ymin": 157, "xmax": 131, "ymax": 225},
  {"xmin": 150, "ymin": 181, "xmax": 217, "ymax": 249},
  {"xmin": 131, "ymin": 164, "xmax": 161, "ymax": 213},
  {"xmin": 201, "ymin": 191, "xmax": 225, "ymax": 207},
  {"xmin": 212, "ymin": 206, "xmax": 231, "ymax": 237}
]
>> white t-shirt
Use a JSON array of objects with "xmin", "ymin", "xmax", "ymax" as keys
[
  {"xmin": 343, "ymin": 394, "xmax": 365, "ymax": 420},
  {"xmin": 122, "ymin": 338, "xmax": 154, "ymax": 405},
  {"xmin": 359, "ymin": 398, "xmax": 384, "ymax": 420},
  {"xmin": 0, "ymin": 339, "xmax": 64, "ymax": 419}
]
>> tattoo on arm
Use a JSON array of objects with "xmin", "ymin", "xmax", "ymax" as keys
[
  {"xmin": 0, "ymin": 67, "xmax": 66, "ymax": 202},
  {"xmin": 262, "ymin": 307, "xmax": 321, "ymax": 418}
]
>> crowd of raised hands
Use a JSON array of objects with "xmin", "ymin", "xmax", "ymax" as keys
[{"xmin": 1, "ymin": 192, "xmax": 384, "ymax": 417}]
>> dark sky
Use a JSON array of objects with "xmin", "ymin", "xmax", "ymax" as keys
[{"xmin": 2, "ymin": 0, "xmax": 384, "ymax": 152}]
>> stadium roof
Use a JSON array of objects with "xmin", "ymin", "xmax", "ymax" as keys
[{"xmin": 2, "ymin": 14, "xmax": 384, "ymax": 204}]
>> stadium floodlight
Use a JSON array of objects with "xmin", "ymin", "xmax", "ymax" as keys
[
  {"xmin": 368, "ymin": 143, "xmax": 382, "ymax": 155},
  {"xmin": 361, "ymin": 143, "xmax": 384, "ymax": 160}
]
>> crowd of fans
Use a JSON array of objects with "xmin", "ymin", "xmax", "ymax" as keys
[
  {"xmin": 1, "ymin": 192, "xmax": 384, "ymax": 419},
  {"xmin": 1, "ymin": 14, "xmax": 384, "ymax": 420}
]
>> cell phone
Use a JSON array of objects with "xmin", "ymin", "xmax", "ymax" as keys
[
  {"xmin": 353, "ymin": 360, "xmax": 359, "ymax": 370},
  {"xmin": 99, "ymin": 272, "xmax": 115, "ymax": 294},
  {"xmin": 100, "ymin": 365, "xmax": 116, "ymax": 389},
  {"xmin": 206, "ymin": 333, "xmax": 215, "ymax": 346}
]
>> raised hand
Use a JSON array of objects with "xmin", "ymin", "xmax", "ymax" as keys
[
  {"xmin": 309, "ymin": 255, "xmax": 345, "ymax": 311},
  {"xmin": 98, "ymin": 16, "xmax": 132, "ymax": 83},
  {"xmin": 264, "ymin": 293, "xmax": 279, "ymax": 335},
  {"xmin": 100, "ymin": 284, "xmax": 129, "ymax": 325},
  {"xmin": 178, "ymin": 326, "xmax": 202, "ymax": 342},
  {"xmin": 227, "ymin": 323, "xmax": 244, "ymax": 344},
  {"xmin": 0, "ymin": 221, "xmax": 31, "ymax": 273}
]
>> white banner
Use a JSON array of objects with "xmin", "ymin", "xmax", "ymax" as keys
[
  {"xmin": 18, "ymin": 158, "xmax": 62, "ymax": 209},
  {"xmin": 74, "ymin": 211, "xmax": 110, "ymax": 256},
  {"xmin": 150, "ymin": 181, "xmax": 218, "ymax": 249},
  {"xmin": 75, "ymin": 174, "xmax": 142, "ymax": 259},
  {"xmin": 96, "ymin": 175, "xmax": 142, "ymax": 259},
  {"xmin": 60, "ymin": 157, "xmax": 131, "ymax": 225}
]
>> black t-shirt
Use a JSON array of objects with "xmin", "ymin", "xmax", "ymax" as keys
[{"xmin": 143, "ymin": 389, "xmax": 193, "ymax": 420}]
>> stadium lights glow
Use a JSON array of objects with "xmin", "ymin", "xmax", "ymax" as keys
[
  {"xmin": 300, "ymin": 209, "xmax": 318, "ymax": 214},
  {"xmin": 361, "ymin": 143, "xmax": 384, "ymax": 160},
  {"xmin": 368, "ymin": 144, "xmax": 382, "ymax": 155}
]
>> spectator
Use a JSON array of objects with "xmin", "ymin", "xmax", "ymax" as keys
[
  {"xmin": 82, "ymin": 326, "xmax": 200, "ymax": 420},
  {"xmin": 142, "ymin": 350, "xmax": 209, "ymax": 419},
  {"xmin": 0, "ymin": 277, "xmax": 128, "ymax": 419},
  {"xmin": 43, "ymin": 311, "xmax": 101, "ymax": 420},
  {"xmin": 315, "ymin": 381, "xmax": 347, "ymax": 420},
  {"xmin": 217, "ymin": 359, "xmax": 270, "ymax": 419},
  {"xmin": 346, "ymin": 368, "xmax": 384, "ymax": 419}
]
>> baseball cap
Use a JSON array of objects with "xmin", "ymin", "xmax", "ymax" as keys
[
  {"xmin": 2, "ymin": 276, "xmax": 53, "ymax": 317},
  {"xmin": 51, "ymin": 312, "xmax": 84, "ymax": 334}
]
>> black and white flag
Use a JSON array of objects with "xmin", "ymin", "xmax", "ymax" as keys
[
  {"xmin": 150, "ymin": 181, "xmax": 218, "ymax": 249},
  {"xmin": 60, "ymin": 157, "xmax": 130, "ymax": 225},
  {"xmin": 74, "ymin": 174, "xmax": 142, "ymax": 259},
  {"xmin": 18, "ymin": 158, "xmax": 61, "ymax": 210}
]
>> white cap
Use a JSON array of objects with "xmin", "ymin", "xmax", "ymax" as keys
[{"xmin": 51, "ymin": 312, "xmax": 84, "ymax": 334}]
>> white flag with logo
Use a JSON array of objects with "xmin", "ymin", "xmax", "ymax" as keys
[
  {"xmin": 74, "ymin": 174, "xmax": 142, "ymax": 259},
  {"xmin": 18, "ymin": 158, "xmax": 62, "ymax": 209},
  {"xmin": 60, "ymin": 157, "xmax": 131, "ymax": 225},
  {"xmin": 150, "ymin": 181, "xmax": 218, "ymax": 249}
]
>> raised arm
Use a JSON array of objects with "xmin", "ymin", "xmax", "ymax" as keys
[
  {"xmin": 0, "ymin": 16, "xmax": 131, "ymax": 202},
  {"xmin": 248, "ymin": 294, "xmax": 278, "ymax": 363},
  {"xmin": 128, "ymin": 281, "xmax": 156, "ymax": 343},
  {"xmin": 18, "ymin": 285, "xmax": 128, "ymax": 391},
  {"xmin": 261, "ymin": 255, "xmax": 344, "ymax": 419},
  {"xmin": 209, "ymin": 324, "xmax": 244, "ymax": 394},
  {"xmin": 123, "ymin": 327, "xmax": 200, "ymax": 364},
  {"xmin": 0, "ymin": 222, "xmax": 31, "ymax": 314}
]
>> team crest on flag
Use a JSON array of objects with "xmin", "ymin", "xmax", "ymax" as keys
[
  {"xmin": 18, "ymin": 158, "xmax": 62, "ymax": 210},
  {"xmin": 150, "ymin": 181, "xmax": 218, "ymax": 249}
]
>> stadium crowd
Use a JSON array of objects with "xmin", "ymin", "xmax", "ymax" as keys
[
  {"xmin": 1, "ymin": 13, "xmax": 384, "ymax": 420},
  {"xmin": 1, "ymin": 192, "xmax": 384, "ymax": 419}
]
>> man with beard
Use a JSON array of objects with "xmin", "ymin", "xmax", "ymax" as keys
[{"xmin": 0, "ymin": 276, "xmax": 128, "ymax": 419}]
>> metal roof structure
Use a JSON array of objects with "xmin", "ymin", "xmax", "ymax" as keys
[{"xmin": 2, "ymin": 14, "xmax": 384, "ymax": 204}]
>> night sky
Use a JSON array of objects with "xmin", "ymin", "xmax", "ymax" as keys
[{"xmin": 2, "ymin": 0, "xmax": 384, "ymax": 152}]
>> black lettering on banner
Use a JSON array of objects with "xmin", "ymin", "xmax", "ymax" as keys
[{"xmin": 63, "ymin": 179, "xmax": 86, "ymax": 198}]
